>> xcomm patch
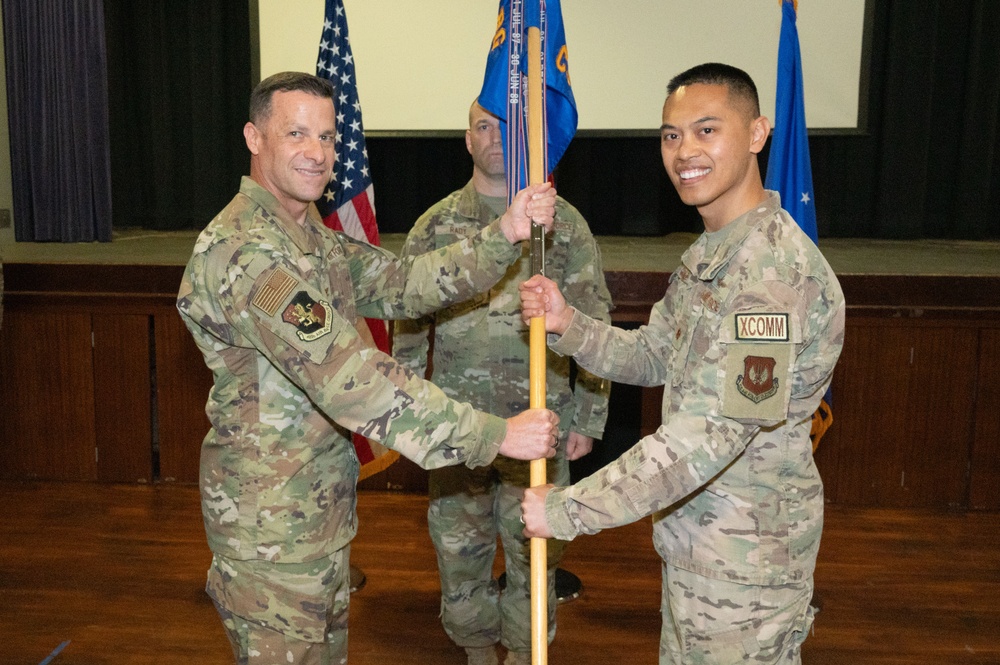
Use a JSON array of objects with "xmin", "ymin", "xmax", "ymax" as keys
[
  {"xmin": 735, "ymin": 313, "xmax": 789, "ymax": 341},
  {"xmin": 721, "ymin": 310, "xmax": 797, "ymax": 422}
]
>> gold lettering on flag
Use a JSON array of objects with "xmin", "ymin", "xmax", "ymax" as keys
[
  {"xmin": 492, "ymin": 8, "xmax": 506, "ymax": 50},
  {"xmin": 556, "ymin": 44, "xmax": 570, "ymax": 85}
]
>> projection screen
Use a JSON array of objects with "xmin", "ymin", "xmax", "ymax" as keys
[{"xmin": 257, "ymin": 0, "xmax": 869, "ymax": 133}]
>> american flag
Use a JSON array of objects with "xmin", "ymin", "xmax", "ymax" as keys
[
  {"xmin": 315, "ymin": 0, "xmax": 378, "ymax": 244},
  {"xmin": 315, "ymin": 0, "xmax": 397, "ymax": 480}
]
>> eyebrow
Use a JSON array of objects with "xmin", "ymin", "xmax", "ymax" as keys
[{"xmin": 659, "ymin": 115, "xmax": 723, "ymax": 132}]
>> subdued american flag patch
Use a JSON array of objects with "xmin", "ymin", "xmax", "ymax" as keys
[{"xmin": 252, "ymin": 268, "xmax": 297, "ymax": 317}]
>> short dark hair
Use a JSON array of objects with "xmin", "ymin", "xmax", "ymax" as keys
[
  {"xmin": 666, "ymin": 63, "xmax": 760, "ymax": 119},
  {"xmin": 248, "ymin": 72, "xmax": 335, "ymax": 125}
]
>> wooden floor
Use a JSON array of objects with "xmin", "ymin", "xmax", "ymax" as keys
[{"xmin": 1, "ymin": 482, "xmax": 998, "ymax": 665}]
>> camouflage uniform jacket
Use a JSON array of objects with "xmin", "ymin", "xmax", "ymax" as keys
[
  {"xmin": 393, "ymin": 180, "xmax": 612, "ymax": 451},
  {"xmin": 543, "ymin": 191, "xmax": 845, "ymax": 586},
  {"xmin": 178, "ymin": 177, "xmax": 528, "ymax": 565}
]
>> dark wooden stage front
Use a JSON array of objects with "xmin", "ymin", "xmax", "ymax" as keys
[
  {"xmin": 1, "ymin": 482, "xmax": 998, "ymax": 665},
  {"xmin": 1, "ymin": 229, "xmax": 998, "ymax": 509},
  {"xmin": 1, "ymin": 230, "xmax": 999, "ymax": 663}
]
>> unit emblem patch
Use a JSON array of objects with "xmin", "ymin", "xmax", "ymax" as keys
[
  {"xmin": 736, "ymin": 355, "xmax": 778, "ymax": 403},
  {"xmin": 282, "ymin": 292, "xmax": 333, "ymax": 341}
]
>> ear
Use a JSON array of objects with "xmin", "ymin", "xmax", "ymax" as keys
[
  {"xmin": 244, "ymin": 122, "xmax": 261, "ymax": 155},
  {"xmin": 749, "ymin": 115, "xmax": 770, "ymax": 155},
  {"xmin": 465, "ymin": 129, "xmax": 473, "ymax": 156}
]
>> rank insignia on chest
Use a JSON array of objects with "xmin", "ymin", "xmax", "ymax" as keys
[
  {"xmin": 282, "ymin": 292, "xmax": 333, "ymax": 341},
  {"xmin": 736, "ymin": 355, "xmax": 779, "ymax": 403}
]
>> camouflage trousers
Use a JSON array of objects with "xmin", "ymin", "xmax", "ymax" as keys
[
  {"xmin": 427, "ymin": 456, "xmax": 569, "ymax": 653},
  {"xmin": 658, "ymin": 563, "xmax": 815, "ymax": 664},
  {"xmin": 207, "ymin": 547, "xmax": 351, "ymax": 664}
]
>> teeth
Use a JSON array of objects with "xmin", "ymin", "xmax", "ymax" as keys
[{"xmin": 680, "ymin": 168, "xmax": 710, "ymax": 180}]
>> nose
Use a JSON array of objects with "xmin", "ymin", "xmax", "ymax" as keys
[
  {"xmin": 304, "ymin": 137, "xmax": 329, "ymax": 164},
  {"xmin": 676, "ymin": 133, "xmax": 699, "ymax": 160}
]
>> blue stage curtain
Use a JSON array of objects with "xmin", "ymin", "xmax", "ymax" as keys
[
  {"xmin": 3, "ymin": 0, "xmax": 112, "ymax": 242},
  {"xmin": 102, "ymin": 2, "xmax": 251, "ymax": 231}
]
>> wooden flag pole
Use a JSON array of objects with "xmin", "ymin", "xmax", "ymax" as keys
[{"xmin": 526, "ymin": 23, "xmax": 548, "ymax": 665}]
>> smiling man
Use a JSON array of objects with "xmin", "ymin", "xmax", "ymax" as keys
[
  {"xmin": 178, "ymin": 72, "xmax": 563, "ymax": 664},
  {"xmin": 519, "ymin": 63, "xmax": 846, "ymax": 664}
]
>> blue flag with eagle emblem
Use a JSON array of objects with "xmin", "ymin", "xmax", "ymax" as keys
[
  {"xmin": 479, "ymin": 0, "xmax": 577, "ymax": 204},
  {"xmin": 765, "ymin": 0, "xmax": 818, "ymax": 244}
]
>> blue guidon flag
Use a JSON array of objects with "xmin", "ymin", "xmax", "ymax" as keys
[{"xmin": 479, "ymin": 0, "xmax": 578, "ymax": 204}]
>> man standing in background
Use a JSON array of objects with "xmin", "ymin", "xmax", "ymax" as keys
[{"xmin": 394, "ymin": 100, "xmax": 612, "ymax": 665}]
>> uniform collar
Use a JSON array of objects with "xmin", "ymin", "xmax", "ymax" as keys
[
  {"xmin": 239, "ymin": 176, "xmax": 326, "ymax": 256},
  {"xmin": 456, "ymin": 179, "xmax": 504, "ymax": 225},
  {"xmin": 681, "ymin": 190, "xmax": 782, "ymax": 281}
]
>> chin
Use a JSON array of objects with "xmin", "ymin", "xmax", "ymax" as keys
[
  {"xmin": 301, "ymin": 186, "xmax": 328, "ymax": 203},
  {"xmin": 676, "ymin": 190, "xmax": 706, "ymax": 207}
]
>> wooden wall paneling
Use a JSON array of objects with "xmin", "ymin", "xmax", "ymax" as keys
[
  {"xmin": 92, "ymin": 313, "xmax": 154, "ymax": 483},
  {"xmin": 899, "ymin": 326, "xmax": 977, "ymax": 509},
  {"xmin": 816, "ymin": 322, "xmax": 912, "ymax": 506},
  {"xmin": 812, "ymin": 360, "xmax": 846, "ymax": 501},
  {"xmin": 639, "ymin": 385, "xmax": 665, "ymax": 439},
  {"xmin": 820, "ymin": 321, "xmax": 978, "ymax": 509},
  {"xmin": 154, "ymin": 309, "xmax": 213, "ymax": 483},
  {"xmin": 357, "ymin": 455, "xmax": 428, "ymax": 492},
  {"xmin": 0, "ymin": 307, "xmax": 98, "ymax": 480},
  {"xmin": 969, "ymin": 327, "xmax": 1000, "ymax": 510}
]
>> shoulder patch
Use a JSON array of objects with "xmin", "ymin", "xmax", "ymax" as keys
[
  {"xmin": 736, "ymin": 355, "xmax": 779, "ymax": 403},
  {"xmin": 721, "ymin": 342, "xmax": 792, "ymax": 423},
  {"xmin": 735, "ymin": 313, "xmax": 789, "ymax": 341},
  {"xmin": 252, "ymin": 268, "xmax": 298, "ymax": 317},
  {"xmin": 282, "ymin": 292, "xmax": 334, "ymax": 342}
]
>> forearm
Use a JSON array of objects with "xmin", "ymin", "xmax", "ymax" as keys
[
  {"xmin": 569, "ymin": 366, "xmax": 610, "ymax": 439},
  {"xmin": 544, "ymin": 413, "xmax": 754, "ymax": 540},
  {"xmin": 551, "ymin": 308, "xmax": 671, "ymax": 388},
  {"xmin": 356, "ymin": 221, "xmax": 519, "ymax": 320},
  {"xmin": 309, "ymin": 342, "xmax": 505, "ymax": 470},
  {"xmin": 391, "ymin": 317, "xmax": 432, "ymax": 377}
]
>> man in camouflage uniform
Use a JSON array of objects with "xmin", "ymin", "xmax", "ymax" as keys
[
  {"xmin": 520, "ymin": 63, "xmax": 845, "ymax": 664},
  {"xmin": 177, "ymin": 72, "xmax": 562, "ymax": 665},
  {"xmin": 393, "ymin": 101, "xmax": 612, "ymax": 665}
]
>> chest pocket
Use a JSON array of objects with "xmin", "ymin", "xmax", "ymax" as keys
[
  {"xmin": 666, "ymin": 268, "xmax": 703, "ymax": 388},
  {"xmin": 322, "ymin": 242, "xmax": 357, "ymax": 325},
  {"xmin": 434, "ymin": 223, "xmax": 489, "ymax": 316},
  {"xmin": 540, "ymin": 219, "xmax": 571, "ymax": 287}
]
